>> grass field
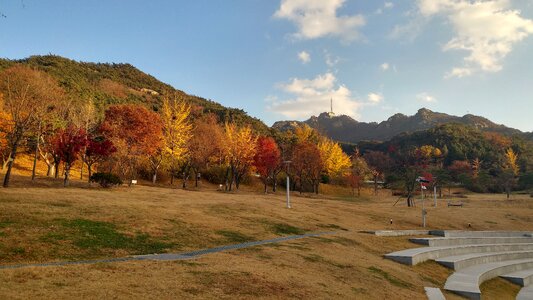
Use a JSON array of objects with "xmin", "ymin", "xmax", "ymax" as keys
[{"xmin": 1, "ymin": 167, "xmax": 532, "ymax": 299}]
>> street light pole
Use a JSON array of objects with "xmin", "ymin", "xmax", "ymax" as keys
[{"xmin": 284, "ymin": 161, "xmax": 292, "ymax": 209}]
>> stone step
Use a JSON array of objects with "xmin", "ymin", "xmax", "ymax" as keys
[
  {"xmin": 361, "ymin": 230, "xmax": 430, "ymax": 236},
  {"xmin": 410, "ymin": 237, "xmax": 533, "ymax": 247},
  {"xmin": 385, "ymin": 243, "xmax": 533, "ymax": 265},
  {"xmin": 517, "ymin": 286, "xmax": 533, "ymax": 300},
  {"xmin": 501, "ymin": 268, "xmax": 533, "ymax": 286},
  {"xmin": 424, "ymin": 287, "xmax": 446, "ymax": 300},
  {"xmin": 444, "ymin": 258, "xmax": 533, "ymax": 300},
  {"xmin": 437, "ymin": 251, "xmax": 533, "ymax": 271},
  {"xmin": 430, "ymin": 230, "xmax": 532, "ymax": 238}
]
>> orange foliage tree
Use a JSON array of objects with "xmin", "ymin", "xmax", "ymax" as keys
[
  {"xmin": 101, "ymin": 104, "xmax": 163, "ymax": 183},
  {"xmin": 188, "ymin": 114, "xmax": 224, "ymax": 187},
  {"xmin": 292, "ymin": 142, "xmax": 323, "ymax": 194},
  {"xmin": 0, "ymin": 65, "xmax": 64, "ymax": 187}
]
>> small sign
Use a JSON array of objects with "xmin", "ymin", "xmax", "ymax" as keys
[{"xmin": 131, "ymin": 180, "xmax": 137, "ymax": 185}]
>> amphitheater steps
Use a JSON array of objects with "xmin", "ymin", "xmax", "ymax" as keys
[
  {"xmin": 430, "ymin": 230, "xmax": 532, "ymax": 238},
  {"xmin": 423, "ymin": 287, "xmax": 445, "ymax": 300},
  {"xmin": 436, "ymin": 250, "xmax": 533, "ymax": 271},
  {"xmin": 516, "ymin": 286, "xmax": 533, "ymax": 300},
  {"xmin": 443, "ymin": 258, "xmax": 533, "ymax": 300},
  {"xmin": 385, "ymin": 243, "xmax": 533, "ymax": 265},
  {"xmin": 410, "ymin": 236, "xmax": 533, "ymax": 247},
  {"xmin": 501, "ymin": 268, "xmax": 533, "ymax": 286}
]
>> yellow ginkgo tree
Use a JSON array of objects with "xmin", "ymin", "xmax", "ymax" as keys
[{"xmin": 161, "ymin": 95, "xmax": 192, "ymax": 186}]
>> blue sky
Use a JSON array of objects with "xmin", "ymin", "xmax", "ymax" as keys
[{"xmin": 1, "ymin": 0, "xmax": 533, "ymax": 131}]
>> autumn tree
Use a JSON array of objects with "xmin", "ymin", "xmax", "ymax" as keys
[
  {"xmin": 364, "ymin": 150, "xmax": 393, "ymax": 195},
  {"xmin": 318, "ymin": 138, "xmax": 351, "ymax": 180},
  {"xmin": 293, "ymin": 124, "xmax": 320, "ymax": 144},
  {"xmin": 0, "ymin": 103, "xmax": 12, "ymax": 171},
  {"xmin": 223, "ymin": 123, "xmax": 257, "ymax": 191},
  {"xmin": 502, "ymin": 148, "xmax": 519, "ymax": 199},
  {"xmin": 101, "ymin": 104, "xmax": 163, "ymax": 183},
  {"xmin": 188, "ymin": 114, "xmax": 224, "ymax": 187},
  {"xmin": 51, "ymin": 125, "xmax": 88, "ymax": 186},
  {"xmin": 161, "ymin": 96, "xmax": 192, "ymax": 186},
  {"xmin": 0, "ymin": 65, "xmax": 64, "ymax": 187},
  {"xmin": 348, "ymin": 149, "xmax": 370, "ymax": 196},
  {"xmin": 253, "ymin": 136, "xmax": 281, "ymax": 193},
  {"xmin": 84, "ymin": 134, "xmax": 116, "ymax": 181},
  {"xmin": 292, "ymin": 142, "xmax": 323, "ymax": 194}
]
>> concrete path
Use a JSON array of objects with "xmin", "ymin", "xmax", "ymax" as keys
[{"xmin": 0, "ymin": 231, "xmax": 335, "ymax": 270}]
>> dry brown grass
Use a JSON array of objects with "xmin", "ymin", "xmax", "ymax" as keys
[{"xmin": 1, "ymin": 162, "xmax": 532, "ymax": 299}]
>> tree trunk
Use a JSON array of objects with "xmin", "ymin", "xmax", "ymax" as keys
[
  {"xmin": 374, "ymin": 175, "xmax": 378, "ymax": 195},
  {"xmin": 264, "ymin": 181, "xmax": 267, "ymax": 194},
  {"xmin": 63, "ymin": 165, "xmax": 71, "ymax": 187},
  {"xmin": 54, "ymin": 162, "xmax": 60, "ymax": 178},
  {"xmin": 273, "ymin": 179, "xmax": 277, "ymax": 192},
  {"xmin": 31, "ymin": 129, "xmax": 41, "ymax": 182},
  {"xmin": 87, "ymin": 164, "xmax": 93, "ymax": 183},
  {"xmin": 47, "ymin": 163, "xmax": 55, "ymax": 177},
  {"xmin": 357, "ymin": 185, "xmax": 361, "ymax": 197},
  {"xmin": 224, "ymin": 167, "xmax": 230, "ymax": 191},
  {"xmin": 3, "ymin": 140, "xmax": 20, "ymax": 188},
  {"xmin": 80, "ymin": 156, "xmax": 85, "ymax": 180},
  {"xmin": 152, "ymin": 172, "xmax": 157, "ymax": 184}
]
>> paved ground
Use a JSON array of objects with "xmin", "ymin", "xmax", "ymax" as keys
[{"xmin": 0, "ymin": 231, "xmax": 336, "ymax": 270}]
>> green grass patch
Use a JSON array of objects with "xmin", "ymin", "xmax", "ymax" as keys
[
  {"xmin": 41, "ymin": 218, "xmax": 172, "ymax": 255},
  {"xmin": 317, "ymin": 223, "xmax": 349, "ymax": 231},
  {"xmin": 300, "ymin": 254, "xmax": 352, "ymax": 269},
  {"xmin": 215, "ymin": 230, "xmax": 255, "ymax": 243},
  {"xmin": 270, "ymin": 222, "xmax": 305, "ymax": 235},
  {"xmin": 10, "ymin": 246, "xmax": 26, "ymax": 255},
  {"xmin": 368, "ymin": 266, "xmax": 413, "ymax": 289},
  {"xmin": 0, "ymin": 220, "xmax": 14, "ymax": 228}
]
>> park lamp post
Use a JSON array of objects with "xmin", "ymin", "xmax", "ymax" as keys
[
  {"xmin": 284, "ymin": 160, "xmax": 292, "ymax": 209},
  {"xmin": 416, "ymin": 176, "xmax": 431, "ymax": 228}
]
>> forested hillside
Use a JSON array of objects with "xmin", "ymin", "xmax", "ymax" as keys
[{"xmin": 0, "ymin": 55, "xmax": 269, "ymax": 134}]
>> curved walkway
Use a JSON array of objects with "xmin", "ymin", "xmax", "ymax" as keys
[{"xmin": 0, "ymin": 231, "xmax": 336, "ymax": 270}]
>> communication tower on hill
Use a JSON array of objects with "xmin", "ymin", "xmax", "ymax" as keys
[{"xmin": 328, "ymin": 98, "xmax": 335, "ymax": 117}]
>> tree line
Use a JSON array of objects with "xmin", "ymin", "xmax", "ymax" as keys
[{"xmin": 1, "ymin": 64, "xmax": 532, "ymax": 202}]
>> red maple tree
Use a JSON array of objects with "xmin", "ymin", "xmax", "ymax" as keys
[
  {"xmin": 253, "ymin": 136, "xmax": 281, "ymax": 193},
  {"xmin": 52, "ymin": 125, "xmax": 88, "ymax": 187}
]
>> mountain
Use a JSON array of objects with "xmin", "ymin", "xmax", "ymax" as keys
[
  {"xmin": 273, "ymin": 108, "xmax": 524, "ymax": 143},
  {"xmin": 0, "ymin": 55, "xmax": 269, "ymax": 134}
]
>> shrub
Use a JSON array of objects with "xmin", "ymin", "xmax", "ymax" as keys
[{"xmin": 90, "ymin": 172, "xmax": 123, "ymax": 188}]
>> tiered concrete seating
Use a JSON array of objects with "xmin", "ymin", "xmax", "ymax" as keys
[
  {"xmin": 382, "ymin": 230, "xmax": 533, "ymax": 299},
  {"xmin": 444, "ymin": 258, "xmax": 533, "ymax": 299},
  {"xmin": 437, "ymin": 250, "xmax": 533, "ymax": 270},
  {"xmin": 385, "ymin": 243, "xmax": 533, "ymax": 265},
  {"xmin": 517, "ymin": 286, "xmax": 533, "ymax": 300},
  {"xmin": 410, "ymin": 236, "xmax": 533, "ymax": 247}
]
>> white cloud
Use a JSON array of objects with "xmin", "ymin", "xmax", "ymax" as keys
[
  {"xmin": 368, "ymin": 93, "xmax": 384, "ymax": 103},
  {"xmin": 324, "ymin": 50, "xmax": 340, "ymax": 67},
  {"xmin": 416, "ymin": 92, "xmax": 437, "ymax": 103},
  {"xmin": 380, "ymin": 63, "xmax": 390, "ymax": 71},
  {"xmin": 268, "ymin": 72, "xmax": 361, "ymax": 119},
  {"xmin": 417, "ymin": 0, "xmax": 533, "ymax": 77},
  {"xmin": 384, "ymin": 2, "xmax": 394, "ymax": 9},
  {"xmin": 298, "ymin": 51, "xmax": 311, "ymax": 64},
  {"xmin": 274, "ymin": 0, "xmax": 366, "ymax": 42}
]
